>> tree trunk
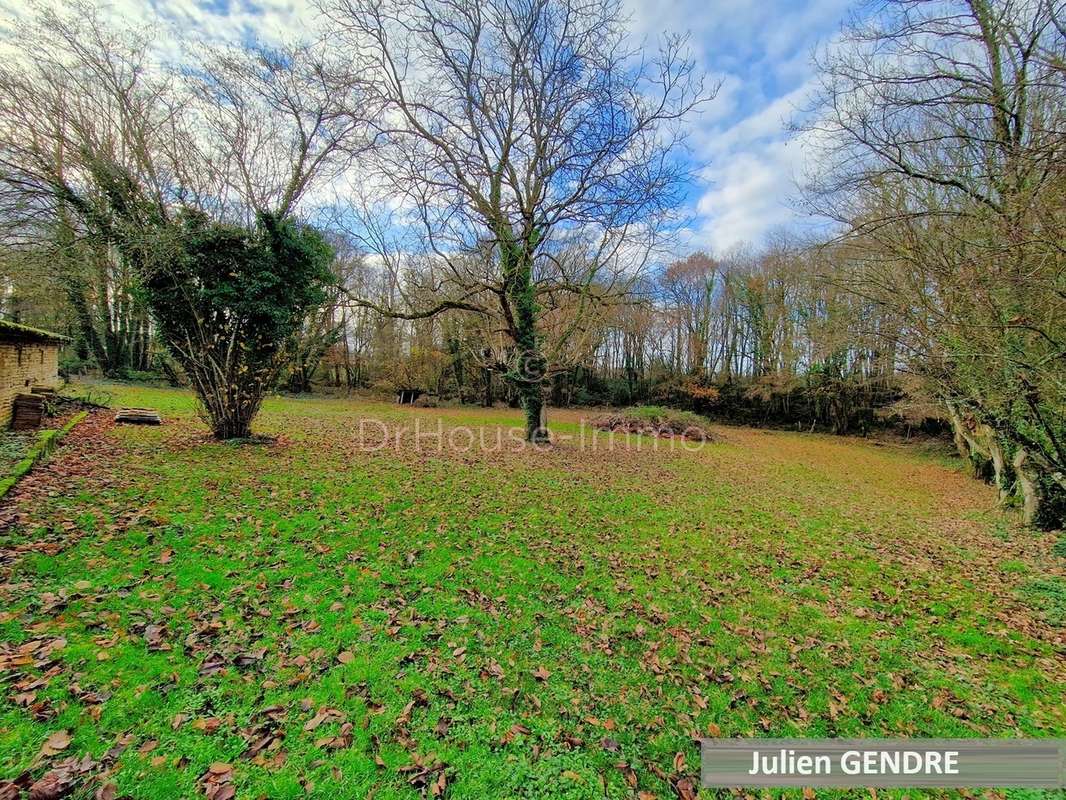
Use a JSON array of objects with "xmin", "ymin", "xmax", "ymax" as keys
[
  {"xmin": 500, "ymin": 234, "xmax": 549, "ymax": 443},
  {"xmin": 520, "ymin": 383, "xmax": 548, "ymax": 444},
  {"xmin": 978, "ymin": 424, "xmax": 1011, "ymax": 502},
  {"xmin": 948, "ymin": 407, "xmax": 970, "ymax": 460},
  {"xmin": 1013, "ymin": 448, "xmax": 1040, "ymax": 526},
  {"xmin": 206, "ymin": 392, "xmax": 257, "ymax": 439}
]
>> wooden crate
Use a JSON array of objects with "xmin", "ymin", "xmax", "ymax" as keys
[{"xmin": 11, "ymin": 393, "xmax": 44, "ymax": 430}]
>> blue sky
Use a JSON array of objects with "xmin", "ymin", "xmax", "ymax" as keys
[
  {"xmin": 624, "ymin": 0, "xmax": 854, "ymax": 251},
  {"xmin": 0, "ymin": 0, "xmax": 855, "ymax": 254}
]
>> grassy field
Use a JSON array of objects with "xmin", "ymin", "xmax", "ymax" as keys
[{"xmin": 0, "ymin": 382, "xmax": 1063, "ymax": 800}]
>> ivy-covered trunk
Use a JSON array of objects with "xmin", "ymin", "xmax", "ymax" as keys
[
  {"xmin": 518, "ymin": 377, "xmax": 548, "ymax": 444},
  {"xmin": 946, "ymin": 401, "xmax": 1066, "ymax": 529},
  {"xmin": 500, "ymin": 232, "xmax": 549, "ymax": 444}
]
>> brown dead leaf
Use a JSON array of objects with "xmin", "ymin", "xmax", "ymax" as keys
[
  {"xmin": 192, "ymin": 717, "xmax": 222, "ymax": 734},
  {"xmin": 395, "ymin": 700, "xmax": 416, "ymax": 726},
  {"xmin": 303, "ymin": 708, "xmax": 343, "ymax": 731},
  {"xmin": 673, "ymin": 776, "xmax": 698, "ymax": 800},
  {"xmin": 38, "ymin": 730, "xmax": 71, "ymax": 759},
  {"xmin": 200, "ymin": 763, "xmax": 234, "ymax": 800},
  {"xmin": 28, "ymin": 769, "xmax": 74, "ymax": 800},
  {"xmin": 430, "ymin": 770, "xmax": 446, "ymax": 797}
]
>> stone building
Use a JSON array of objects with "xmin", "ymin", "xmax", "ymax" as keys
[{"xmin": 0, "ymin": 319, "xmax": 66, "ymax": 427}]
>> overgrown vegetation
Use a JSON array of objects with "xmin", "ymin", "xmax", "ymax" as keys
[
  {"xmin": 0, "ymin": 433, "xmax": 34, "ymax": 478},
  {"xmin": 0, "ymin": 0, "xmax": 1061, "ymax": 521},
  {"xmin": 143, "ymin": 212, "xmax": 335, "ymax": 439},
  {"xmin": 805, "ymin": 0, "xmax": 1066, "ymax": 527}
]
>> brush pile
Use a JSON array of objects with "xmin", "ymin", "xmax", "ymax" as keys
[{"xmin": 591, "ymin": 406, "xmax": 718, "ymax": 442}]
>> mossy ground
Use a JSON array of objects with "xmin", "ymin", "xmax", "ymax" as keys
[
  {"xmin": 0, "ymin": 431, "xmax": 34, "ymax": 478},
  {"xmin": 0, "ymin": 382, "xmax": 1062, "ymax": 799}
]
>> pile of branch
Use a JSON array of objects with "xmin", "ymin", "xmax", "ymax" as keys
[{"xmin": 591, "ymin": 408, "xmax": 718, "ymax": 442}]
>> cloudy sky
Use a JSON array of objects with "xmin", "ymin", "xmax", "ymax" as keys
[
  {"xmin": 0, "ymin": 0, "xmax": 854, "ymax": 254},
  {"xmin": 625, "ymin": 0, "xmax": 854, "ymax": 251}
]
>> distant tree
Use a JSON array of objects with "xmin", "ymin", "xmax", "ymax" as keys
[
  {"xmin": 0, "ymin": 4, "xmax": 178, "ymax": 374},
  {"xmin": 144, "ymin": 212, "xmax": 334, "ymax": 438},
  {"xmin": 325, "ymin": 0, "xmax": 708, "ymax": 441},
  {"xmin": 659, "ymin": 252, "xmax": 719, "ymax": 377}
]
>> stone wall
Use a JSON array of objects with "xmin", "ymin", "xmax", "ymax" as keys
[{"xmin": 0, "ymin": 342, "xmax": 59, "ymax": 427}]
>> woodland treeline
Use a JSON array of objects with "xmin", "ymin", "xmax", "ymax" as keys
[
  {"xmin": 0, "ymin": 0, "xmax": 1063, "ymax": 526},
  {"xmin": 287, "ymin": 240, "xmax": 907, "ymax": 435}
]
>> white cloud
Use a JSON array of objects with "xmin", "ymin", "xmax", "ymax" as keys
[
  {"xmin": 0, "ymin": 0, "xmax": 318, "ymax": 48},
  {"xmin": 695, "ymin": 140, "xmax": 802, "ymax": 251},
  {"xmin": 620, "ymin": 0, "xmax": 846, "ymax": 254}
]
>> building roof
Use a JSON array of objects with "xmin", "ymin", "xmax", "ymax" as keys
[{"xmin": 0, "ymin": 318, "xmax": 69, "ymax": 345}]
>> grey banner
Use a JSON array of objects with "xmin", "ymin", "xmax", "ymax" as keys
[{"xmin": 701, "ymin": 739, "xmax": 1066, "ymax": 788}]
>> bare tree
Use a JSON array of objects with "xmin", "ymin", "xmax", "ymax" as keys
[
  {"xmin": 324, "ymin": 0, "xmax": 709, "ymax": 441},
  {"xmin": 659, "ymin": 252, "xmax": 719, "ymax": 376},
  {"xmin": 806, "ymin": 0, "xmax": 1066, "ymax": 525},
  {"xmin": 0, "ymin": 2, "xmax": 190, "ymax": 374},
  {"xmin": 185, "ymin": 41, "xmax": 374, "ymax": 223}
]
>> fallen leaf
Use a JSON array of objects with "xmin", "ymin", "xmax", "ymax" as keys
[
  {"xmin": 28, "ymin": 770, "xmax": 74, "ymax": 800},
  {"xmin": 673, "ymin": 776, "xmax": 698, "ymax": 800},
  {"xmin": 38, "ymin": 730, "xmax": 71, "ymax": 759}
]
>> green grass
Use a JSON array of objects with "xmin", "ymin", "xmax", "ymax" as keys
[
  {"xmin": 1017, "ymin": 578, "xmax": 1066, "ymax": 626},
  {"xmin": 615, "ymin": 405, "xmax": 707, "ymax": 425},
  {"xmin": 0, "ymin": 382, "xmax": 1062, "ymax": 799},
  {"xmin": 0, "ymin": 412, "xmax": 89, "ymax": 498},
  {"xmin": 609, "ymin": 404, "xmax": 709, "ymax": 428}
]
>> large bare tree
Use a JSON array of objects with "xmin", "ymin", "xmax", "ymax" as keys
[
  {"xmin": 184, "ymin": 40, "xmax": 374, "ymax": 224},
  {"xmin": 324, "ymin": 0, "xmax": 708, "ymax": 441},
  {"xmin": 806, "ymin": 0, "xmax": 1066, "ymax": 525},
  {"xmin": 0, "ymin": 3, "xmax": 187, "ymax": 374}
]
